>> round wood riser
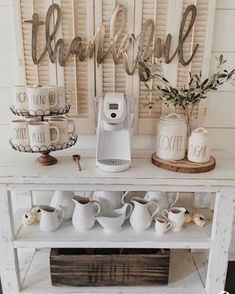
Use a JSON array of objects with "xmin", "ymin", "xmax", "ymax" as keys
[
  {"xmin": 151, "ymin": 153, "xmax": 216, "ymax": 174},
  {"xmin": 36, "ymin": 152, "xmax": 58, "ymax": 166}
]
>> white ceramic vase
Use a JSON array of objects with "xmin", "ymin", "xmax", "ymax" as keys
[{"xmin": 50, "ymin": 191, "xmax": 75, "ymax": 220}]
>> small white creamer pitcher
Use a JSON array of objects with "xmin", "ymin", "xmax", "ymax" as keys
[
  {"xmin": 39, "ymin": 205, "xmax": 64, "ymax": 232},
  {"xmin": 162, "ymin": 207, "xmax": 186, "ymax": 232},
  {"xmin": 72, "ymin": 196, "xmax": 100, "ymax": 232},
  {"xmin": 130, "ymin": 197, "xmax": 159, "ymax": 232}
]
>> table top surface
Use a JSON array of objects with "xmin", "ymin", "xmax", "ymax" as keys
[{"xmin": 0, "ymin": 148, "xmax": 234, "ymax": 187}]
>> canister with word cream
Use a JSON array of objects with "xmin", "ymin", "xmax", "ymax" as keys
[
  {"xmin": 187, "ymin": 127, "xmax": 211, "ymax": 163},
  {"xmin": 156, "ymin": 113, "xmax": 187, "ymax": 161}
]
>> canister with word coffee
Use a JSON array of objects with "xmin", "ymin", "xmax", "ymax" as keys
[{"xmin": 156, "ymin": 113, "xmax": 187, "ymax": 161}]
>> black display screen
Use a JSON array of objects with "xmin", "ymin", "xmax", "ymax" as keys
[{"xmin": 109, "ymin": 103, "xmax": 119, "ymax": 110}]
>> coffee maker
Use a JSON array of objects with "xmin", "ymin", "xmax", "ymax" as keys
[{"xmin": 96, "ymin": 92, "xmax": 134, "ymax": 172}]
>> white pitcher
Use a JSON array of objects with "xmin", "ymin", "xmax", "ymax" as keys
[
  {"xmin": 92, "ymin": 191, "xmax": 128, "ymax": 212},
  {"xmin": 130, "ymin": 197, "xmax": 159, "ymax": 232},
  {"xmin": 162, "ymin": 207, "xmax": 186, "ymax": 232},
  {"xmin": 50, "ymin": 191, "xmax": 75, "ymax": 220},
  {"xmin": 72, "ymin": 196, "xmax": 100, "ymax": 231},
  {"xmin": 39, "ymin": 205, "xmax": 64, "ymax": 232},
  {"xmin": 144, "ymin": 191, "xmax": 179, "ymax": 215}
]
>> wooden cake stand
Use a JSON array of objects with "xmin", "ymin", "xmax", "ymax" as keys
[{"xmin": 151, "ymin": 153, "xmax": 216, "ymax": 173}]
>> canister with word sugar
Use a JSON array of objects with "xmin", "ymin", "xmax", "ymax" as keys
[
  {"xmin": 156, "ymin": 113, "xmax": 187, "ymax": 161},
  {"xmin": 187, "ymin": 127, "xmax": 211, "ymax": 163}
]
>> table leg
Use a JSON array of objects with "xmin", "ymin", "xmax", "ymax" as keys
[
  {"xmin": 206, "ymin": 189, "xmax": 235, "ymax": 294},
  {"xmin": 0, "ymin": 185, "xmax": 21, "ymax": 293}
]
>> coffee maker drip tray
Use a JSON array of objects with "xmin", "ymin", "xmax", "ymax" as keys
[{"xmin": 97, "ymin": 159, "xmax": 131, "ymax": 172}]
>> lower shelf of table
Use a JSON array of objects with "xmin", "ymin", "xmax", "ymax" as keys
[
  {"xmin": 19, "ymin": 249, "xmax": 208, "ymax": 294},
  {"xmin": 13, "ymin": 209, "xmax": 212, "ymax": 249}
]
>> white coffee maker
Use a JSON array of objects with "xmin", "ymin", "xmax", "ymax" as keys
[{"xmin": 96, "ymin": 92, "xmax": 134, "ymax": 172}]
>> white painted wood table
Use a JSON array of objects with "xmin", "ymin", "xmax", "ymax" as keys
[{"xmin": 0, "ymin": 149, "xmax": 234, "ymax": 294}]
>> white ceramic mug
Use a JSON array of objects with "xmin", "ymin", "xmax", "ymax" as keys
[
  {"xmin": 162, "ymin": 207, "xmax": 186, "ymax": 232},
  {"xmin": 29, "ymin": 122, "xmax": 59, "ymax": 150},
  {"xmin": 48, "ymin": 117, "xmax": 75, "ymax": 145},
  {"xmin": 13, "ymin": 85, "xmax": 28, "ymax": 111},
  {"xmin": 27, "ymin": 86, "xmax": 57, "ymax": 115},
  {"xmin": 11, "ymin": 120, "xmax": 30, "ymax": 146},
  {"xmin": 39, "ymin": 205, "xmax": 64, "ymax": 232},
  {"xmin": 48, "ymin": 86, "xmax": 72, "ymax": 111},
  {"xmin": 154, "ymin": 217, "xmax": 172, "ymax": 235}
]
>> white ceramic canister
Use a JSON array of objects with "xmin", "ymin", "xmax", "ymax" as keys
[
  {"xmin": 156, "ymin": 113, "xmax": 187, "ymax": 160},
  {"xmin": 187, "ymin": 127, "xmax": 211, "ymax": 163}
]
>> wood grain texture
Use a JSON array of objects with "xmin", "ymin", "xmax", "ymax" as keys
[
  {"xmin": 18, "ymin": 249, "xmax": 207, "ymax": 293},
  {"xmin": 50, "ymin": 248, "xmax": 170, "ymax": 286},
  {"xmin": 151, "ymin": 153, "xmax": 216, "ymax": 174}
]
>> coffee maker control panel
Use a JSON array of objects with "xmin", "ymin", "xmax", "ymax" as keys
[{"xmin": 103, "ymin": 93, "xmax": 126, "ymax": 124}]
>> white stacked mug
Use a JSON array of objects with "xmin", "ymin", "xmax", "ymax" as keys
[
  {"xmin": 12, "ymin": 85, "xmax": 71, "ymax": 115},
  {"xmin": 11, "ymin": 118, "xmax": 75, "ymax": 149}
]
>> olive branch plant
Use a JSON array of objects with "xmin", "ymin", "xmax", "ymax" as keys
[{"xmin": 141, "ymin": 55, "xmax": 235, "ymax": 133}]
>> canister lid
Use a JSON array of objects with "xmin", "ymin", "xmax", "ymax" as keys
[
  {"xmin": 192, "ymin": 127, "xmax": 209, "ymax": 136},
  {"xmin": 160, "ymin": 113, "xmax": 185, "ymax": 122}
]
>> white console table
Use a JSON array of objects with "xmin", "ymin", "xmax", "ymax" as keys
[{"xmin": 0, "ymin": 149, "xmax": 234, "ymax": 294}]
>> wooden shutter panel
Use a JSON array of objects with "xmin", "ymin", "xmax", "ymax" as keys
[
  {"xmin": 95, "ymin": 0, "xmax": 135, "ymax": 97},
  {"xmin": 136, "ymin": 0, "xmax": 168, "ymax": 134},
  {"xmin": 55, "ymin": 0, "xmax": 95, "ymax": 134},
  {"xmin": 19, "ymin": 0, "xmax": 54, "ymax": 86},
  {"xmin": 16, "ymin": 0, "xmax": 215, "ymax": 135}
]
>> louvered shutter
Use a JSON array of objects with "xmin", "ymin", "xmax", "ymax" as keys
[
  {"xmin": 16, "ymin": 0, "xmax": 215, "ymax": 135},
  {"xmin": 19, "ymin": 0, "xmax": 55, "ymax": 86},
  {"xmin": 18, "ymin": 0, "xmax": 95, "ymax": 134},
  {"xmin": 135, "ymin": 0, "xmax": 168, "ymax": 134},
  {"xmin": 95, "ymin": 0, "xmax": 135, "ymax": 97}
]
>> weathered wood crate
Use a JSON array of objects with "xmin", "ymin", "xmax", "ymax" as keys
[{"xmin": 50, "ymin": 248, "xmax": 170, "ymax": 287}]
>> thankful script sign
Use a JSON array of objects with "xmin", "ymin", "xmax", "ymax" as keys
[{"xmin": 26, "ymin": 3, "xmax": 199, "ymax": 82}]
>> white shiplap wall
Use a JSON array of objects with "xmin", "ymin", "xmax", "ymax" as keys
[
  {"xmin": 204, "ymin": 1, "xmax": 235, "ymax": 156},
  {"xmin": 0, "ymin": 0, "xmax": 19, "ymax": 148}
]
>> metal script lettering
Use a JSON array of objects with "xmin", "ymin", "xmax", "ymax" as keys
[{"xmin": 25, "ymin": 4, "xmax": 198, "ymax": 81}]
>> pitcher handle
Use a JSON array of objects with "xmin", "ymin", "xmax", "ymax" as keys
[
  {"xmin": 167, "ymin": 222, "xmax": 173, "ymax": 231},
  {"xmin": 162, "ymin": 209, "xmax": 169, "ymax": 220},
  {"xmin": 121, "ymin": 191, "xmax": 129, "ymax": 205},
  {"xmin": 170, "ymin": 192, "xmax": 179, "ymax": 208},
  {"xmin": 56, "ymin": 206, "xmax": 64, "ymax": 227},
  {"xmin": 124, "ymin": 203, "xmax": 133, "ymax": 220},
  {"xmin": 91, "ymin": 200, "xmax": 101, "ymax": 214},
  {"xmin": 148, "ymin": 201, "xmax": 159, "ymax": 220}
]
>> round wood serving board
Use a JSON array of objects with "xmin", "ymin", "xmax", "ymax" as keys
[{"xmin": 151, "ymin": 153, "xmax": 216, "ymax": 173}]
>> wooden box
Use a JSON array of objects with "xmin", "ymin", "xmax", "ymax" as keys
[{"xmin": 50, "ymin": 248, "xmax": 170, "ymax": 286}]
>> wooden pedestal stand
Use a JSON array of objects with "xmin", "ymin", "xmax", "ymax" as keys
[
  {"xmin": 36, "ymin": 152, "xmax": 58, "ymax": 166},
  {"xmin": 151, "ymin": 153, "xmax": 216, "ymax": 173}
]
